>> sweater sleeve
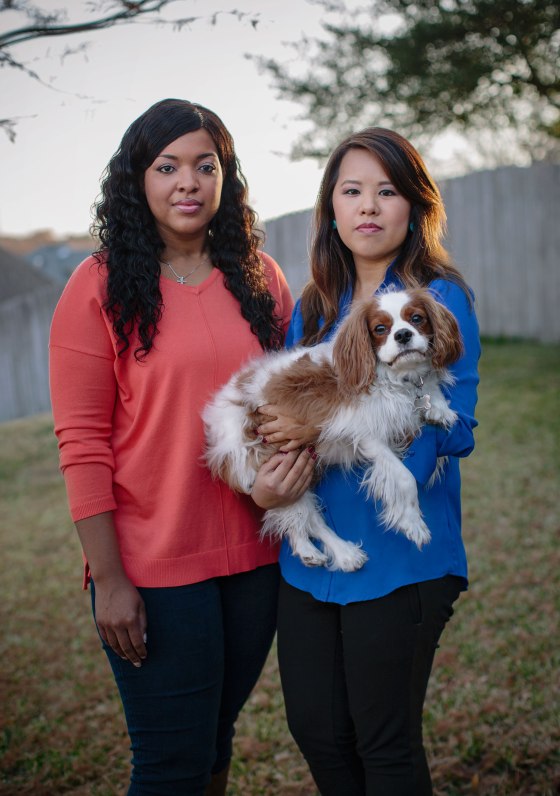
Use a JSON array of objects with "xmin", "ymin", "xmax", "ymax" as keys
[
  {"xmin": 403, "ymin": 280, "xmax": 481, "ymax": 485},
  {"xmin": 49, "ymin": 257, "xmax": 118, "ymax": 521}
]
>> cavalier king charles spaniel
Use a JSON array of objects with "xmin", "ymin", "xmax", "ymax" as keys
[{"xmin": 203, "ymin": 287, "xmax": 463, "ymax": 572}]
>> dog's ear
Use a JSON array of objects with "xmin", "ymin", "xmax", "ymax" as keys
[
  {"xmin": 333, "ymin": 301, "xmax": 377, "ymax": 397},
  {"xmin": 417, "ymin": 291, "xmax": 463, "ymax": 368}
]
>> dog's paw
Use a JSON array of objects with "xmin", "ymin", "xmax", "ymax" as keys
[
  {"xmin": 424, "ymin": 405, "xmax": 457, "ymax": 428},
  {"xmin": 294, "ymin": 538, "xmax": 329, "ymax": 568},
  {"xmin": 404, "ymin": 520, "xmax": 431, "ymax": 549},
  {"xmin": 300, "ymin": 550, "xmax": 329, "ymax": 567},
  {"xmin": 328, "ymin": 543, "xmax": 368, "ymax": 572}
]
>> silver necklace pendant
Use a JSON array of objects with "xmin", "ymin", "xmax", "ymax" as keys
[{"xmin": 164, "ymin": 256, "xmax": 207, "ymax": 284}]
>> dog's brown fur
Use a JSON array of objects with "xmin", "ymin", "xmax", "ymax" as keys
[{"xmin": 257, "ymin": 290, "xmax": 463, "ymax": 426}]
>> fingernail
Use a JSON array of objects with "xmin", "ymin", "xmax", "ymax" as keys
[
  {"xmin": 133, "ymin": 662, "xmax": 142, "ymax": 668},
  {"xmin": 143, "ymin": 633, "xmax": 147, "ymax": 644},
  {"xmin": 307, "ymin": 446, "xmax": 317, "ymax": 460},
  {"xmin": 262, "ymin": 437, "xmax": 268, "ymax": 444}
]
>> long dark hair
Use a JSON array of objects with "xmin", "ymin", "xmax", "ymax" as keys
[
  {"xmin": 300, "ymin": 127, "xmax": 470, "ymax": 345},
  {"xmin": 91, "ymin": 98, "xmax": 284, "ymax": 358}
]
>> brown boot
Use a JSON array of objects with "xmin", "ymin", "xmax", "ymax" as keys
[{"xmin": 204, "ymin": 763, "xmax": 230, "ymax": 796}]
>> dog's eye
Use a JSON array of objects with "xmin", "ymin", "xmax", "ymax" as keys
[
  {"xmin": 374, "ymin": 324, "xmax": 387, "ymax": 335},
  {"xmin": 410, "ymin": 314, "xmax": 424, "ymax": 325}
]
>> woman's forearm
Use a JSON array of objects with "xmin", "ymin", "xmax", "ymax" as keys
[{"xmin": 75, "ymin": 512, "xmax": 127, "ymax": 584}]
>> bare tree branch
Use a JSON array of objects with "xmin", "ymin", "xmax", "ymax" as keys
[
  {"xmin": 0, "ymin": 0, "xmax": 175, "ymax": 47},
  {"xmin": 0, "ymin": 1, "xmax": 260, "ymax": 140},
  {"xmin": 0, "ymin": 118, "xmax": 18, "ymax": 142}
]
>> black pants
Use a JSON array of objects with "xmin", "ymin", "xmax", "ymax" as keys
[{"xmin": 277, "ymin": 575, "xmax": 462, "ymax": 796}]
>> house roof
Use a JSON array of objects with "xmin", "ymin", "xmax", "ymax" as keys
[{"xmin": 0, "ymin": 245, "xmax": 57, "ymax": 302}]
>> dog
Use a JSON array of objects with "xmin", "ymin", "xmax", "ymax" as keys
[{"xmin": 203, "ymin": 287, "xmax": 463, "ymax": 572}]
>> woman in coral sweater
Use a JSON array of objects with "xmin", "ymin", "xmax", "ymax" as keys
[{"xmin": 49, "ymin": 98, "xmax": 314, "ymax": 796}]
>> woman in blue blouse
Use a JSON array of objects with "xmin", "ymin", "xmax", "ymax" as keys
[{"xmin": 255, "ymin": 128, "xmax": 480, "ymax": 795}]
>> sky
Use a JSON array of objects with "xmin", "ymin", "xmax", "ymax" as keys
[{"xmin": 1, "ymin": 0, "xmax": 335, "ymax": 237}]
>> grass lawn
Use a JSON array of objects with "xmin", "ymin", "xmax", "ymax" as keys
[{"xmin": 1, "ymin": 340, "xmax": 559, "ymax": 795}]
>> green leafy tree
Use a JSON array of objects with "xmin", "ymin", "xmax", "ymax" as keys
[{"xmin": 254, "ymin": 0, "xmax": 560, "ymax": 164}]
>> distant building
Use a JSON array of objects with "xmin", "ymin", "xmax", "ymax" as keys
[
  {"xmin": 0, "ymin": 245, "xmax": 57, "ymax": 303},
  {"xmin": 27, "ymin": 243, "xmax": 91, "ymax": 284},
  {"xmin": 0, "ymin": 231, "xmax": 94, "ymax": 286}
]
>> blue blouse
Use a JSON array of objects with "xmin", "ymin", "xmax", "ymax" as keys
[{"xmin": 279, "ymin": 268, "xmax": 481, "ymax": 605}]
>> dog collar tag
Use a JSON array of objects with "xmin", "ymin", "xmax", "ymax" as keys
[{"xmin": 415, "ymin": 393, "xmax": 432, "ymax": 411}]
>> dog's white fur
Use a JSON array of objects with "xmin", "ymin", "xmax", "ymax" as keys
[{"xmin": 203, "ymin": 288, "xmax": 462, "ymax": 572}]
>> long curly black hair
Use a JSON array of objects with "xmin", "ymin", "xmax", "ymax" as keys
[{"xmin": 91, "ymin": 98, "xmax": 284, "ymax": 358}]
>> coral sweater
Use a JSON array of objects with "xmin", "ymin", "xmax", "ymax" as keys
[{"xmin": 49, "ymin": 253, "xmax": 294, "ymax": 588}]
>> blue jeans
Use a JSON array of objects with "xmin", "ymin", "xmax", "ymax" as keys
[{"xmin": 91, "ymin": 564, "xmax": 279, "ymax": 795}]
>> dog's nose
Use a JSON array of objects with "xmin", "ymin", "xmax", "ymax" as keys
[{"xmin": 394, "ymin": 328, "xmax": 413, "ymax": 345}]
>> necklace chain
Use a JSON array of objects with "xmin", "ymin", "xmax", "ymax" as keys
[{"xmin": 163, "ymin": 254, "xmax": 209, "ymax": 284}]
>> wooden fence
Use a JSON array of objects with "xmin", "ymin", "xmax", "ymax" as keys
[
  {"xmin": 264, "ymin": 163, "xmax": 560, "ymax": 343},
  {"xmin": 1, "ymin": 163, "xmax": 558, "ymax": 422},
  {"xmin": 1, "ymin": 286, "xmax": 62, "ymax": 422}
]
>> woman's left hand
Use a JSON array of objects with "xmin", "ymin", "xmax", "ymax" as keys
[{"xmin": 256, "ymin": 404, "xmax": 320, "ymax": 452}]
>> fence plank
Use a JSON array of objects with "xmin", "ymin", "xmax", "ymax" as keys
[
  {"xmin": 1, "ymin": 164, "xmax": 558, "ymax": 422},
  {"xmin": 264, "ymin": 163, "xmax": 560, "ymax": 342},
  {"xmin": 0, "ymin": 287, "xmax": 62, "ymax": 421}
]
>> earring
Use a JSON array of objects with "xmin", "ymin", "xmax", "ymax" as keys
[
  {"xmin": 409, "ymin": 221, "xmax": 414, "ymax": 232},
  {"xmin": 332, "ymin": 219, "xmax": 337, "ymax": 230}
]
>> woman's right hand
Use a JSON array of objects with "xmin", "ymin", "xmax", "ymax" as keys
[
  {"xmin": 75, "ymin": 512, "xmax": 148, "ymax": 668},
  {"xmin": 250, "ymin": 448, "xmax": 317, "ymax": 509},
  {"xmin": 93, "ymin": 574, "xmax": 148, "ymax": 667}
]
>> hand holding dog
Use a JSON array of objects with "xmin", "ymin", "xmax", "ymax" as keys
[
  {"xmin": 203, "ymin": 288, "xmax": 462, "ymax": 570},
  {"xmin": 251, "ymin": 448, "xmax": 316, "ymax": 509},
  {"xmin": 256, "ymin": 404, "xmax": 321, "ymax": 451}
]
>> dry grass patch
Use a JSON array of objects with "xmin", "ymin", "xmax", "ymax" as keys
[{"xmin": 1, "ymin": 340, "xmax": 559, "ymax": 794}]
